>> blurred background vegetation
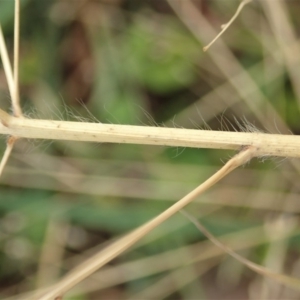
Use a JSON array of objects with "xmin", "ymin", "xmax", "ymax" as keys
[{"xmin": 1, "ymin": 0, "xmax": 300, "ymax": 299}]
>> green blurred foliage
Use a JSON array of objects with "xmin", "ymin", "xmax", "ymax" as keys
[{"xmin": 1, "ymin": 0, "xmax": 300, "ymax": 299}]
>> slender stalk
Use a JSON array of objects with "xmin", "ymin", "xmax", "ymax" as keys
[
  {"xmin": 0, "ymin": 136, "xmax": 17, "ymax": 176},
  {"xmin": 203, "ymin": 0, "xmax": 252, "ymax": 51},
  {"xmin": 0, "ymin": 111, "xmax": 300, "ymax": 158},
  {"xmin": 13, "ymin": 0, "xmax": 22, "ymax": 117},
  {"xmin": 38, "ymin": 146, "xmax": 257, "ymax": 300},
  {"xmin": 167, "ymin": 0, "xmax": 288, "ymax": 132},
  {"xmin": 0, "ymin": 0, "xmax": 21, "ymax": 183},
  {"xmin": 181, "ymin": 211, "xmax": 300, "ymax": 290},
  {"xmin": 0, "ymin": 25, "xmax": 14, "ymax": 98}
]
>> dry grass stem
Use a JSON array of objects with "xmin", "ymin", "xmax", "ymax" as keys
[
  {"xmin": 181, "ymin": 210, "xmax": 300, "ymax": 290},
  {"xmin": 9, "ymin": 223, "xmax": 300, "ymax": 300},
  {"xmin": 0, "ymin": 110, "xmax": 299, "ymax": 158},
  {"xmin": 0, "ymin": 136, "xmax": 17, "ymax": 176},
  {"xmin": 38, "ymin": 146, "xmax": 257, "ymax": 300},
  {"xmin": 203, "ymin": 0, "xmax": 252, "ymax": 52},
  {"xmin": 168, "ymin": 0, "xmax": 288, "ymax": 132},
  {"xmin": 0, "ymin": 25, "xmax": 14, "ymax": 99},
  {"xmin": 13, "ymin": 0, "xmax": 22, "ymax": 117},
  {"xmin": 0, "ymin": 0, "xmax": 22, "ymax": 180}
]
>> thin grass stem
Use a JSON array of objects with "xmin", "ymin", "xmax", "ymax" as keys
[
  {"xmin": 0, "ymin": 25, "xmax": 14, "ymax": 98},
  {"xmin": 0, "ymin": 136, "xmax": 17, "ymax": 176},
  {"xmin": 38, "ymin": 146, "xmax": 257, "ymax": 300},
  {"xmin": 13, "ymin": 0, "xmax": 22, "ymax": 117},
  {"xmin": 181, "ymin": 210, "xmax": 300, "ymax": 290},
  {"xmin": 0, "ymin": 111, "xmax": 300, "ymax": 158},
  {"xmin": 203, "ymin": 0, "xmax": 252, "ymax": 51}
]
